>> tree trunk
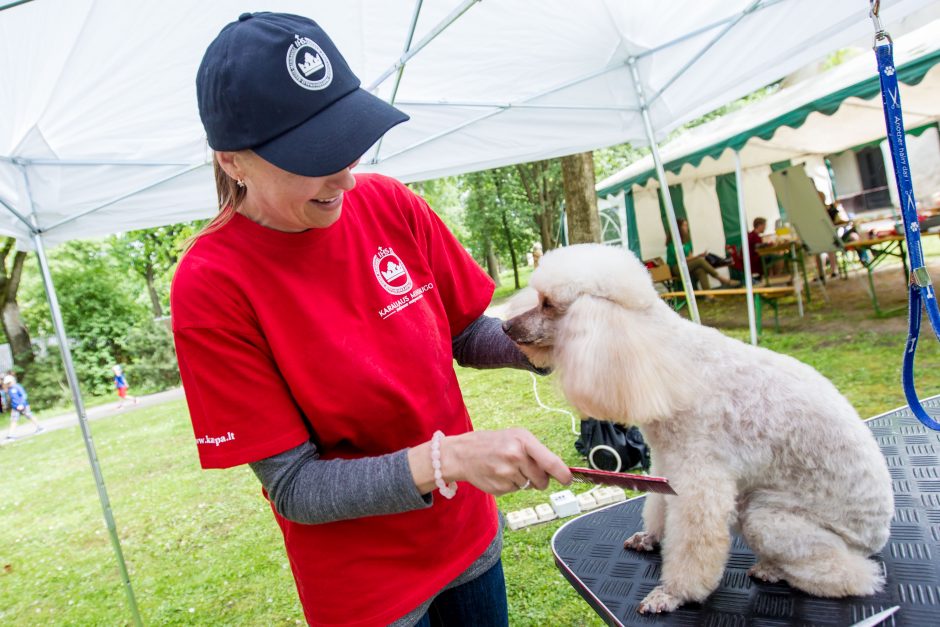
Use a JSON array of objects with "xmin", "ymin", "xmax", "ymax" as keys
[
  {"xmin": 500, "ymin": 210, "xmax": 520, "ymax": 289},
  {"xmin": 561, "ymin": 151, "xmax": 601, "ymax": 244},
  {"xmin": 145, "ymin": 263, "xmax": 164, "ymax": 318},
  {"xmin": 2, "ymin": 250, "xmax": 34, "ymax": 373},
  {"xmin": 3, "ymin": 301, "xmax": 32, "ymax": 371},
  {"xmin": 537, "ymin": 214, "xmax": 552, "ymax": 252},
  {"xmin": 485, "ymin": 239, "xmax": 501, "ymax": 286}
]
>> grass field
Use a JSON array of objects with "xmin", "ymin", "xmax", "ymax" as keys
[{"xmin": 2, "ymin": 248, "xmax": 940, "ymax": 625}]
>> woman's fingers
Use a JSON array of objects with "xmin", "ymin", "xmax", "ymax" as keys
[
  {"xmin": 446, "ymin": 428, "xmax": 570, "ymax": 495},
  {"xmin": 520, "ymin": 433, "xmax": 572, "ymax": 486}
]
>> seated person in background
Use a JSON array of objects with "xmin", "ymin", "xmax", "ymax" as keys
[
  {"xmin": 823, "ymin": 193, "xmax": 869, "ymax": 264},
  {"xmin": 666, "ymin": 218, "xmax": 741, "ymax": 290},
  {"xmin": 748, "ymin": 217, "xmax": 785, "ymax": 279},
  {"xmin": 815, "ymin": 191, "xmax": 866, "ymax": 278}
]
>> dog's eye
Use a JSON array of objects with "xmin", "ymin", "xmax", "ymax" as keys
[{"xmin": 542, "ymin": 299, "xmax": 554, "ymax": 310}]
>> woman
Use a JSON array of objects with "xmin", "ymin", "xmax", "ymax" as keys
[
  {"xmin": 172, "ymin": 12, "xmax": 571, "ymax": 627},
  {"xmin": 666, "ymin": 218, "xmax": 740, "ymax": 289}
]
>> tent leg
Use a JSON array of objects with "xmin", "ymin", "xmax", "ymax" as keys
[
  {"xmin": 628, "ymin": 57, "xmax": 699, "ymax": 324},
  {"xmin": 734, "ymin": 151, "xmax": 758, "ymax": 345},
  {"xmin": 30, "ymin": 231, "xmax": 143, "ymax": 627}
]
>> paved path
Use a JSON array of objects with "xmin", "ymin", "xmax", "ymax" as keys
[{"xmin": 0, "ymin": 387, "xmax": 185, "ymax": 446}]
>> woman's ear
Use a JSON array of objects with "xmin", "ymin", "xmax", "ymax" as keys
[
  {"xmin": 215, "ymin": 151, "xmax": 244, "ymax": 182},
  {"xmin": 553, "ymin": 296, "xmax": 688, "ymax": 424}
]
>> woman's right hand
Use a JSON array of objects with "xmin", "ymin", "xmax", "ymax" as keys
[{"xmin": 409, "ymin": 428, "xmax": 572, "ymax": 497}]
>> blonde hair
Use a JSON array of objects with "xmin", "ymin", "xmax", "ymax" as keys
[{"xmin": 182, "ymin": 153, "xmax": 245, "ymax": 254}]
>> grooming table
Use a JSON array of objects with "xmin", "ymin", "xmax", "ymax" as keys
[{"xmin": 552, "ymin": 398, "xmax": 940, "ymax": 626}]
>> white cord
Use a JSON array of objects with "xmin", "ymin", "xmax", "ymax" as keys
[{"xmin": 529, "ymin": 371, "xmax": 579, "ymax": 435}]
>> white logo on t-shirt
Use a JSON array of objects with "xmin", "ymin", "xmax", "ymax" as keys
[{"xmin": 373, "ymin": 246, "xmax": 413, "ymax": 295}]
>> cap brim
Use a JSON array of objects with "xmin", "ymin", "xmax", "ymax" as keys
[{"xmin": 253, "ymin": 88, "xmax": 409, "ymax": 177}]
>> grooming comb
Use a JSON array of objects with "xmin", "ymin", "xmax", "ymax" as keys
[{"xmin": 569, "ymin": 467, "xmax": 676, "ymax": 495}]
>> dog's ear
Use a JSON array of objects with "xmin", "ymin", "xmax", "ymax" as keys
[{"xmin": 553, "ymin": 295, "xmax": 690, "ymax": 424}]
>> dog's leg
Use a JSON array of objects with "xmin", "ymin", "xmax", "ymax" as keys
[
  {"xmin": 741, "ymin": 503, "xmax": 884, "ymax": 597},
  {"xmin": 624, "ymin": 493, "xmax": 665, "ymax": 551},
  {"xmin": 638, "ymin": 472, "xmax": 735, "ymax": 614}
]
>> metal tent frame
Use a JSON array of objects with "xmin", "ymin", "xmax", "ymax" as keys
[{"xmin": 0, "ymin": 0, "xmax": 911, "ymax": 622}]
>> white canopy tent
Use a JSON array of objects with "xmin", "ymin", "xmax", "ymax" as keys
[
  {"xmin": 0, "ymin": 0, "xmax": 931, "ymax": 621},
  {"xmin": 597, "ymin": 19, "xmax": 940, "ymax": 266}
]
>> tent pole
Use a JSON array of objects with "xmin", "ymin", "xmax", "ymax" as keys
[
  {"xmin": 734, "ymin": 151, "xmax": 758, "ymax": 345},
  {"xmin": 366, "ymin": 0, "xmax": 480, "ymax": 92},
  {"xmin": 370, "ymin": 0, "xmax": 423, "ymax": 163},
  {"xmin": 16, "ymin": 163, "xmax": 142, "ymax": 626},
  {"xmin": 647, "ymin": 0, "xmax": 762, "ymax": 105},
  {"xmin": 30, "ymin": 231, "xmax": 143, "ymax": 626},
  {"xmin": 627, "ymin": 57, "xmax": 700, "ymax": 323}
]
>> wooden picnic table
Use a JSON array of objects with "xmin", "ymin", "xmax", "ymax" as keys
[
  {"xmin": 843, "ymin": 232, "xmax": 939, "ymax": 316},
  {"xmin": 659, "ymin": 285, "xmax": 801, "ymax": 335}
]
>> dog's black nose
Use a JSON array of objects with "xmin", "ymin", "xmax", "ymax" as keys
[{"xmin": 501, "ymin": 319, "xmax": 512, "ymax": 333}]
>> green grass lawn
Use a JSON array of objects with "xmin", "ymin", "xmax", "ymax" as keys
[{"xmin": 2, "ymin": 251, "xmax": 940, "ymax": 625}]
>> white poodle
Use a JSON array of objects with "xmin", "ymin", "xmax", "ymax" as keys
[{"xmin": 503, "ymin": 243, "xmax": 894, "ymax": 614}]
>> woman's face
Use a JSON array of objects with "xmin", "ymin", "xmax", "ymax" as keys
[{"xmin": 219, "ymin": 151, "xmax": 359, "ymax": 232}]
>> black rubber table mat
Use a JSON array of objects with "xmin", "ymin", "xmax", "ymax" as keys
[{"xmin": 552, "ymin": 399, "xmax": 940, "ymax": 626}]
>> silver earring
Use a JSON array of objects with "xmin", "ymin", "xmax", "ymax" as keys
[{"xmin": 236, "ymin": 179, "xmax": 245, "ymax": 188}]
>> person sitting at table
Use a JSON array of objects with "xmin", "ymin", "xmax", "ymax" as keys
[
  {"xmin": 666, "ymin": 218, "xmax": 740, "ymax": 290},
  {"xmin": 815, "ymin": 191, "xmax": 867, "ymax": 278},
  {"xmin": 747, "ymin": 217, "xmax": 786, "ymax": 279},
  {"xmin": 823, "ymin": 193, "xmax": 869, "ymax": 264}
]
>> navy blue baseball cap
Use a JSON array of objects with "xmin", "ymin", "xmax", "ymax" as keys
[{"xmin": 197, "ymin": 12, "xmax": 409, "ymax": 177}]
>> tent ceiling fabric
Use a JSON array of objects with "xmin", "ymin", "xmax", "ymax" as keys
[
  {"xmin": 0, "ymin": 0, "xmax": 931, "ymax": 247},
  {"xmin": 596, "ymin": 20, "xmax": 940, "ymax": 197}
]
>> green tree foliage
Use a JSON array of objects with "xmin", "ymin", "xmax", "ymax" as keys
[
  {"xmin": 109, "ymin": 223, "xmax": 200, "ymax": 318},
  {"xmin": 19, "ymin": 240, "xmax": 172, "ymax": 403},
  {"xmin": 408, "ymin": 177, "xmax": 467, "ymax": 241},
  {"xmin": 514, "ymin": 160, "xmax": 565, "ymax": 251},
  {"xmin": 461, "ymin": 168, "xmax": 538, "ymax": 289}
]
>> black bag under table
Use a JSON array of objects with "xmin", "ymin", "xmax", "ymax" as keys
[{"xmin": 552, "ymin": 399, "xmax": 940, "ymax": 626}]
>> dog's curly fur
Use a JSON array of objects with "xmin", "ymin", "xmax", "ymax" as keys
[{"xmin": 503, "ymin": 244, "xmax": 894, "ymax": 614}]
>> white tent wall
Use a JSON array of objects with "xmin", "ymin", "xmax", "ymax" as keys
[
  {"xmin": 683, "ymin": 178, "xmax": 726, "ymax": 257},
  {"xmin": 634, "ymin": 186, "xmax": 665, "ymax": 260},
  {"xmin": 613, "ymin": 164, "xmax": 782, "ymax": 263},
  {"xmin": 881, "ymin": 127, "xmax": 940, "ymax": 209},
  {"xmin": 741, "ymin": 165, "xmax": 783, "ymax": 230}
]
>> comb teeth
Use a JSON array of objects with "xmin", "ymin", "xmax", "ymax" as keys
[{"xmin": 568, "ymin": 467, "xmax": 677, "ymax": 495}]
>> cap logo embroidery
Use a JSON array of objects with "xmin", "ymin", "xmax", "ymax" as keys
[
  {"xmin": 373, "ymin": 246, "xmax": 413, "ymax": 295},
  {"xmin": 287, "ymin": 35, "xmax": 333, "ymax": 90}
]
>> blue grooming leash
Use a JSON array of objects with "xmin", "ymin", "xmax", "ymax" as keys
[{"xmin": 871, "ymin": 2, "xmax": 940, "ymax": 430}]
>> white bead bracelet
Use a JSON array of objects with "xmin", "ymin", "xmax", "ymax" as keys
[{"xmin": 431, "ymin": 430, "xmax": 458, "ymax": 499}]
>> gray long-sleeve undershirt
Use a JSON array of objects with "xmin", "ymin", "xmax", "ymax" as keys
[{"xmin": 248, "ymin": 314, "xmax": 540, "ymax": 525}]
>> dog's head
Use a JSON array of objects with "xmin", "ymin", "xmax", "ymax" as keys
[
  {"xmin": 503, "ymin": 244, "xmax": 686, "ymax": 424},
  {"xmin": 503, "ymin": 244, "xmax": 660, "ymax": 366}
]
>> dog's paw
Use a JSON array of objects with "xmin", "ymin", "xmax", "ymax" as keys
[
  {"xmin": 748, "ymin": 561, "xmax": 784, "ymax": 583},
  {"xmin": 623, "ymin": 531, "xmax": 658, "ymax": 552},
  {"xmin": 638, "ymin": 586, "xmax": 681, "ymax": 614}
]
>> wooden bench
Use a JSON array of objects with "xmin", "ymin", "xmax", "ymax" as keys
[{"xmin": 659, "ymin": 285, "xmax": 799, "ymax": 334}]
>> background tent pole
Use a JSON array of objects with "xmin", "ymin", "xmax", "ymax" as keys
[
  {"xmin": 628, "ymin": 57, "xmax": 700, "ymax": 323},
  {"xmin": 18, "ymin": 162, "xmax": 142, "ymax": 626},
  {"xmin": 734, "ymin": 150, "xmax": 759, "ymax": 345}
]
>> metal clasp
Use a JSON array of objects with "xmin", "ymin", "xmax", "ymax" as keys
[
  {"xmin": 870, "ymin": 0, "xmax": 891, "ymax": 48},
  {"xmin": 912, "ymin": 266, "xmax": 932, "ymax": 288}
]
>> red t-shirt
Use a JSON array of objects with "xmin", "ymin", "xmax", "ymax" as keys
[{"xmin": 171, "ymin": 174, "xmax": 498, "ymax": 626}]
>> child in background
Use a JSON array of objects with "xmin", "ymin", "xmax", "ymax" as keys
[
  {"xmin": 112, "ymin": 365, "xmax": 138, "ymax": 409},
  {"xmin": 4, "ymin": 374, "xmax": 42, "ymax": 440}
]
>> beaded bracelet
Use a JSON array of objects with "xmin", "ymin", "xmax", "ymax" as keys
[{"xmin": 431, "ymin": 430, "xmax": 458, "ymax": 499}]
